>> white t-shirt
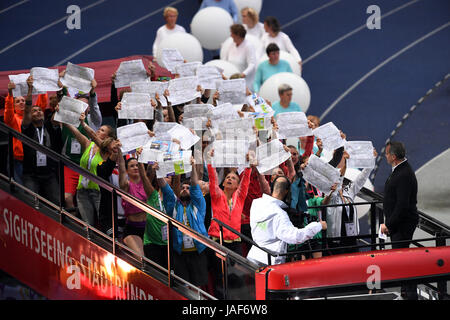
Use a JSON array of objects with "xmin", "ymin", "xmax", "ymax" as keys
[
  {"xmin": 152, "ymin": 24, "xmax": 186, "ymax": 56},
  {"xmin": 244, "ymin": 22, "xmax": 266, "ymax": 39},
  {"xmin": 261, "ymin": 31, "xmax": 302, "ymax": 62}
]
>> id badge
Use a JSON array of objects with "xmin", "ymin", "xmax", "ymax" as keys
[
  {"xmin": 36, "ymin": 151, "xmax": 47, "ymax": 167},
  {"xmin": 345, "ymin": 222, "xmax": 357, "ymax": 236},
  {"xmin": 161, "ymin": 225, "xmax": 168, "ymax": 241},
  {"xmin": 71, "ymin": 139, "xmax": 81, "ymax": 154},
  {"xmin": 183, "ymin": 235, "xmax": 195, "ymax": 249}
]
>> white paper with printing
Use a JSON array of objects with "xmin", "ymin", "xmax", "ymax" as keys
[
  {"xmin": 167, "ymin": 124, "xmax": 200, "ymax": 150},
  {"xmin": 256, "ymin": 140, "xmax": 292, "ymax": 174},
  {"xmin": 174, "ymin": 61, "xmax": 202, "ymax": 77},
  {"xmin": 167, "ymin": 76, "xmax": 200, "ymax": 105},
  {"xmin": 161, "ymin": 48, "xmax": 184, "ymax": 73},
  {"xmin": 156, "ymin": 150, "xmax": 192, "ymax": 178},
  {"xmin": 196, "ymin": 65, "xmax": 223, "ymax": 90},
  {"xmin": 118, "ymin": 92, "xmax": 154, "ymax": 120},
  {"xmin": 30, "ymin": 67, "xmax": 61, "ymax": 92},
  {"xmin": 131, "ymin": 80, "xmax": 169, "ymax": 107},
  {"xmin": 345, "ymin": 141, "xmax": 375, "ymax": 168},
  {"xmin": 302, "ymin": 154, "xmax": 341, "ymax": 194},
  {"xmin": 207, "ymin": 103, "xmax": 240, "ymax": 124},
  {"xmin": 216, "ymin": 79, "xmax": 246, "ymax": 105},
  {"xmin": 211, "ymin": 140, "xmax": 249, "ymax": 168},
  {"xmin": 117, "ymin": 122, "xmax": 151, "ymax": 154},
  {"xmin": 215, "ymin": 118, "xmax": 256, "ymax": 143},
  {"xmin": 114, "ymin": 59, "xmax": 148, "ymax": 88},
  {"xmin": 153, "ymin": 121, "xmax": 177, "ymax": 138},
  {"xmin": 182, "ymin": 104, "xmax": 214, "ymax": 130},
  {"xmin": 139, "ymin": 138, "xmax": 181, "ymax": 164},
  {"xmin": 312, "ymin": 122, "xmax": 345, "ymax": 151},
  {"xmin": 251, "ymin": 114, "xmax": 273, "ymax": 130},
  {"xmin": 8, "ymin": 73, "xmax": 44, "ymax": 96},
  {"xmin": 60, "ymin": 62, "xmax": 94, "ymax": 93},
  {"xmin": 246, "ymin": 93, "xmax": 274, "ymax": 116},
  {"xmin": 53, "ymin": 96, "xmax": 89, "ymax": 127},
  {"xmin": 276, "ymin": 112, "xmax": 312, "ymax": 139}
]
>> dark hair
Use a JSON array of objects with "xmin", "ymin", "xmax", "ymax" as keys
[
  {"xmin": 266, "ymin": 43, "xmax": 280, "ymax": 56},
  {"xmin": 230, "ymin": 23, "xmax": 247, "ymax": 38},
  {"xmin": 264, "ymin": 16, "xmax": 281, "ymax": 33},
  {"xmin": 272, "ymin": 175, "xmax": 291, "ymax": 194},
  {"xmin": 181, "ymin": 178, "xmax": 191, "ymax": 186},
  {"xmin": 125, "ymin": 157, "xmax": 138, "ymax": 169},
  {"xmin": 386, "ymin": 141, "xmax": 406, "ymax": 159}
]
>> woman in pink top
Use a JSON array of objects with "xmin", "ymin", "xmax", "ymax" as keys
[{"xmin": 119, "ymin": 156, "xmax": 153, "ymax": 256}]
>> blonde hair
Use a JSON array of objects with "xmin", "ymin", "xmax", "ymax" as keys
[
  {"xmin": 163, "ymin": 7, "xmax": 178, "ymax": 18},
  {"xmin": 241, "ymin": 7, "xmax": 259, "ymax": 24}
]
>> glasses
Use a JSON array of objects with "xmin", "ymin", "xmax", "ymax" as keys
[{"xmin": 75, "ymin": 93, "xmax": 89, "ymax": 99}]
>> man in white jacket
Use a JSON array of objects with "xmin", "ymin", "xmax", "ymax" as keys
[{"xmin": 247, "ymin": 176, "xmax": 326, "ymax": 265}]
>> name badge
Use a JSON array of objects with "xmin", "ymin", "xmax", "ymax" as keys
[
  {"xmin": 36, "ymin": 151, "xmax": 47, "ymax": 167},
  {"xmin": 161, "ymin": 225, "xmax": 168, "ymax": 241},
  {"xmin": 345, "ymin": 222, "xmax": 357, "ymax": 236},
  {"xmin": 71, "ymin": 139, "xmax": 81, "ymax": 154},
  {"xmin": 183, "ymin": 235, "xmax": 195, "ymax": 249}
]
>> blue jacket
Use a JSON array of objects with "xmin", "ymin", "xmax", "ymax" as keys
[
  {"xmin": 290, "ymin": 176, "xmax": 308, "ymax": 212},
  {"xmin": 161, "ymin": 183, "xmax": 208, "ymax": 254}
]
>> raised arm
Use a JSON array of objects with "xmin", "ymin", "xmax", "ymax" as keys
[
  {"xmin": 21, "ymin": 76, "xmax": 34, "ymax": 128},
  {"xmin": 117, "ymin": 148, "xmax": 129, "ymax": 192}
]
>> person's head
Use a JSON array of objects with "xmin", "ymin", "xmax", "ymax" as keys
[
  {"xmin": 385, "ymin": 141, "xmax": 406, "ymax": 166},
  {"xmin": 241, "ymin": 7, "xmax": 259, "ymax": 28},
  {"xmin": 223, "ymin": 170, "xmax": 240, "ymax": 191},
  {"xmin": 198, "ymin": 180, "xmax": 210, "ymax": 195},
  {"xmin": 179, "ymin": 178, "xmax": 191, "ymax": 202},
  {"xmin": 264, "ymin": 16, "xmax": 281, "ymax": 35},
  {"xmin": 30, "ymin": 105, "xmax": 44, "ymax": 125},
  {"xmin": 288, "ymin": 145, "xmax": 299, "ymax": 165},
  {"xmin": 49, "ymin": 95, "xmax": 59, "ymax": 110},
  {"xmin": 307, "ymin": 115, "xmax": 320, "ymax": 129},
  {"xmin": 14, "ymin": 96, "xmax": 26, "ymax": 113},
  {"xmin": 278, "ymin": 83, "xmax": 293, "ymax": 103},
  {"xmin": 100, "ymin": 137, "xmax": 117, "ymax": 155},
  {"xmin": 163, "ymin": 7, "xmax": 178, "ymax": 28},
  {"xmin": 266, "ymin": 43, "xmax": 280, "ymax": 65},
  {"xmin": 271, "ymin": 175, "xmax": 291, "ymax": 201},
  {"xmin": 96, "ymin": 125, "xmax": 116, "ymax": 141},
  {"xmin": 125, "ymin": 157, "xmax": 139, "ymax": 179},
  {"xmin": 271, "ymin": 167, "xmax": 285, "ymax": 182},
  {"xmin": 230, "ymin": 24, "xmax": 246, "ymax": 46}
]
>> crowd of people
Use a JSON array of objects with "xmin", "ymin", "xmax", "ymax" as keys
[{"xmin": 3, "ymin": 3, "xmax": 411, "ymax": 298}]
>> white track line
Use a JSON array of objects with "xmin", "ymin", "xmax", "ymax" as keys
[
  {"xmin": 0, "ymin": 0, "xmax": 29, "ymax": 15},
  {"xmin": 320, "ymin": 21, "xmax": 450, "ymax": 121},
  {"xmin": 303, "ymin": 0, "xmax": 421, "ymax": 65},
  {"xmin": 281, "ymin": 0, "xmax": 341, "ymax": 29},
  {"xmin": 54, "ymin": 0, "xmax": 185, "ymax": 66},
  {"xmin": 0, "ymin": 0, "xmax": 107, "ymax": 55}
]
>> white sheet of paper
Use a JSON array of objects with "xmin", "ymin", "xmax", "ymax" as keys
[
  {"xmin": 182, "ymin": 104, "xmax": 214, "ymax": 130},
  {"xmin": 131, "ymin": 80, "xmax": 168, "ymax": 107},
  {"xmin": 117, "ymin": 122, "xmax": 151, "ymax": 154},
  {"xmin": 196, "ymin": 65, "xmax": 222, "ymax": 90},
  {"xmin": 167, "ymin": 76, "xmax": 200, "ymax": 105},
  {"xmin": 30, "ymin": 67, "xmax": 61, "ymax": 92},
  {"xmin": 256, "ymin": 140, "xmax": 292, "ymax": 174},
  {"xmin": 313, "ymin": 122, "xmax": 345, "ymax": 151},
  {"xmin": 276, "ymin": 112, "xmax": 312, "ymax": 139},
  {"xmin": 246, "ymin": 93, "xmax": 274, "ymax": 116},
  {"xmin": 174, "ymin": 62, "xmax": 202, "ymax": 77},
  {"xmin": 211, "ymin": 140, "xmax": 249, "ymax": 168},
  {"xmin": 118, "ymin": 92, "xmax": 154, "ymax": 120},
  {"xmin": 378, "ymin": 225, "xmax": 388, "ymax": 240},
  {"xmin": 156, "ymin": 150, "xmax": 192, "ymax": 178},
  {"xmin": 215, "ymin": 117, "xmax": 256, "ymax": 142},
  {"xmin": 60, "ymin": 62, "xmax": 94, "ymax": 93},
  {"xmin": 8, "ymin": 73, "xmax": 44, "ymax": 96},
  {"xmin": 168, "ymin": 124, "xmax": 200, "ymax": 150},
  {"xmin": 114, "ymin": 59, "xmax": 148, "ymax": 88},
  {"xmin": 216, "ymin": 79, "xmax": 246, "ymax": 105},
  {"xmin": 207, "ymin": 102, "xmax": 240, "ymax": 124},
  {"xmin": 161, "ymin": 48, "xmax": 184, "ymax": 73},
  {"xmin": 302, "ymin": 154, "xmax": 341, "ymax": 194},
  {"xmin": 53, "ymin": 96, "xmax": 89, "ymax": 127},
  {"xmin": 345, "ymin": 141, "xmax": 375, "ymax": 168}
]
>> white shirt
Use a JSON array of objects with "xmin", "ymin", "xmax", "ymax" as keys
[
  {"xmin": 152, "ymin": 24, "xmax": 186, "ymax": 56},
  {"xmin": 244, "ymin": 22, "xmax": 266, "ymax": 39},
  {"xmin": 247, "ymin": 194, "xmax": 322, "ymax": 265},
  {"xmin": 392, "ymin": 158, "xmax": 407, "ymax": 172},
  {"xmin": 261, "ymin": 31, "xmax": 302, "ymax": 62},
  {"xmin": 220, "ymin": 37, "xmax": 257, "ymax": 89}
]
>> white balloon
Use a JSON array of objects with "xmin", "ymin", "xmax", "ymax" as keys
[
  {"xmin": 204, "ymin": 59, "xmax": 240, "ymax": 78},
  {"xmin": 156, "ymin": 32, "xmax": 203, "ymax": 67},
  {"xmin": 258, "ymin": 72, "xmax": 311, "ymax": 113},
  {"xmin": 344, "ymin": 168, "xmax": 375, "ymax": 218},
  {"xmin": 191, "ymin": 7, "xmax": 234, "ymax": 50},
  {"xmin": 235, "ymin": 0, "xmax": 263, "ymax": 23},
  {"xmin": 258, "ymin": 50, "xmax": 301, "ymax": 76}
]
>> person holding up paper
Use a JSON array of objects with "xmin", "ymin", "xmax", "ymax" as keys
[
  {"xmin": 157, "ymin": 156, "xmax": 210, "ymax": 288},
  {"xmin": 152, "ymin": 7, "xmax": 186, "ymax": 57},
  {"xmin": 271, "ymin": 83, "xmax": 302, "ymax": 116}
]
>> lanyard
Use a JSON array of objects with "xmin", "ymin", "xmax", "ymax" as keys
[
  {"xmin": 86, "ymin": 144, "xmax": 96, "ymax": 170},
  {"xmin": 36, "ymin": 127, "xmax": 44, "ymax": 145}
]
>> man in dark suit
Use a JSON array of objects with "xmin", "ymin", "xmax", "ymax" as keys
[{"xmin": 380, "ymin": 141, "xmax": 418, "ymax": 300}]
